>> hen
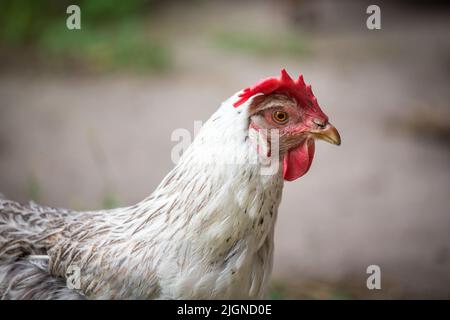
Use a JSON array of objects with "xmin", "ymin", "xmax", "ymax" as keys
[{"xmin": 0, "ymin": 69, "xmax": 340, "ymax": 299}]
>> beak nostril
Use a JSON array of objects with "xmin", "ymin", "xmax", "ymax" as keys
[{"xmin": 313, "ymin": 119, "xmax": 327, "ymax": 129}]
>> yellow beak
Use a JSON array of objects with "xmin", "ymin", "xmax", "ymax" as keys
[{"xmin": 312, "ymin": 123, "xmax": 341, "ymax": 146}]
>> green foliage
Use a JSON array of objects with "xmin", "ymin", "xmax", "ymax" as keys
[
  {"xmin": 212, "ymin": 30, "xmax": 308, "ymax": 57},
  {"xmin": 26, "ymin": 176, "xmax": 41, "ymax": 201},
  {"xmin": 268, "ymin": 285, "xmax": 288, "ymax": 300},
  {"xmin": 40, "ymin": 20, "xmax": 170, "ymax": 72},
  {"xmin": 330, "ymin": 291, "xmax": 353, "ymax": 300},
  {"xmin": 78, "ymin": 0, "xmax": 145, "ymax": 22},
  {"xmin": 102, "ymin": 191, "xmax": 120, "ymax": 209},
  {"xmin": 268, "ymin": 280, "xmax": 355, "ymax": 300},
  {"xmin": 0, "ymin": 0, "xmax": 171, "ymax": 72}
]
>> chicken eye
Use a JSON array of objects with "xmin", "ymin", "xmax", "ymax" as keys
[{"xmin": 272, "ymin": 111, "xmax": 289, "ymax": 124}]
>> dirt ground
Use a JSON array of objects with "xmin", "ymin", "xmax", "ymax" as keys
[{"xmin": 1, "ymin": 1, "xmax": 449, "ymax": 298}]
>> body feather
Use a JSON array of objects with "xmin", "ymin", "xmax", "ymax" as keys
[{"xmin": 0, "ymin": 92, "xmax": 284, "ymax": 299}]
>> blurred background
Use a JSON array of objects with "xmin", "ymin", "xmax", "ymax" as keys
[{"xmin": 1, "ymin": 0, "xmax": 450, "ymax": 299}]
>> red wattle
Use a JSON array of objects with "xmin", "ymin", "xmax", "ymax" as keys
[{"xmin": 283, "ymin": 139, "xmax": 315, "ymax": 181}]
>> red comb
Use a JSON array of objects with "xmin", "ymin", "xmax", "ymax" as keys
[{"xmin": 233, "ymin": 69, "xmax": 322, "ymax": 114}]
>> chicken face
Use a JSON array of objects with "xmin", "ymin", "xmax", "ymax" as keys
[{"xmin": 236, "ymin": 69, "xmax": 340, "ymax": 181}]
